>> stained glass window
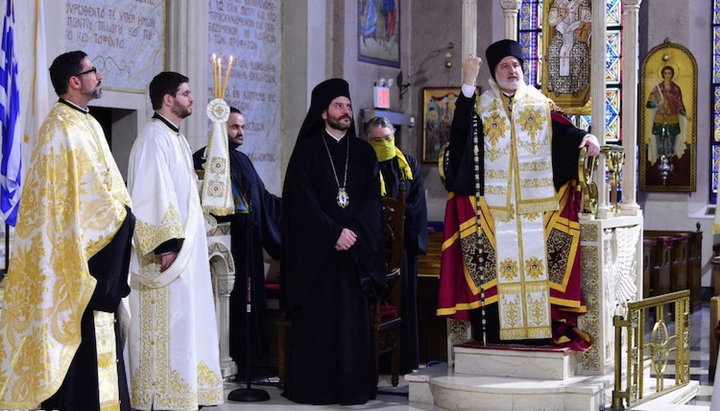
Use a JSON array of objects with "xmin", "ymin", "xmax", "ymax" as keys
[
  {"xmin": 605, "ymin": 1, "xmax": 623, "ymax": 144},
  {"xmin": 518, "ymin": 0, "xmax": 623, "ymax": 143},
  {"xmin": 518, "ymin": 0, "xmax": 543, "ymax": 86},
  {"xmin": 711, "ymin": 0, "xmax": 720, "ymax": 202}
]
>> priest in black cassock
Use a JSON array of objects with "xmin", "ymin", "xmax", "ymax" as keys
[
  {"xmin": 281, "ymin": 78, "xmax": 383, "ymax": 405},
  {"xmin": 366, "ymin": 116, "xmax": 428, "ymax": 373},
  {"xmin": 193, "ymin": 107, "xmax": 281, "ymax": 371}
]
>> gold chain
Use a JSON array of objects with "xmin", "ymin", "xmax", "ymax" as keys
[{"xmin": 321, "ymin": 131, "xmax": 349, "ymax": 190}]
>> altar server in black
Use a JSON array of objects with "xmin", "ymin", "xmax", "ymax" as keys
[
  {"xmin": 193, "ymin": 106, "xmax": 281, "ymax": 371},
  {"xmin": 366, "ymin": 116, "xmax": 428, "ymax": 373},
  {"xmin": 281, "ymin": 78, "xmax": 383, "ymax": 405}
]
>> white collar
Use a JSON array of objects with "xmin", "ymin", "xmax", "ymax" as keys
[{"xmin": 324, "ymin": 128, "xmax": 347, "ymax": 141}]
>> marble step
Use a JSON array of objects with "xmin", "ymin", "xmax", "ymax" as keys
[
  {"xmin": 454, "ymin": 342, "xmax": 577, "ymax": 380},
  {"xmin": 407, "ymin": 363, "xmax": 703, "ymax": 411},
  {"xmin": 406, "ymin": 363, "xmax": 607, "ymax": 411}
]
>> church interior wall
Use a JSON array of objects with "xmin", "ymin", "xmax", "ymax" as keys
[
  {"xmin": 336, "ymin": 0, "xmax": 405, "ymax": 146},
  {"xmin": 638, "ymin": 0, "xmax": 715, "ymax": 287},
  {"xmin": 281, "ymin": 0, "xmax": 311, "ymax": 173},
  {"xmin": 405, "ymin": 1, "xmax": 502, "ymax": 223},
  {"xmin": 11, "ymin": 1, "xmax": 154, "ymax": 184},
  {"xmin": 6, "ymin": 0, "xmax": 720, "ymax": 288}
]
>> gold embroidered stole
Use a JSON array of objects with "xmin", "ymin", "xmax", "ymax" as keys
[
  {"xmin": 94, "ymin": 311, "xmax": 120, "ymax": 411},
  {"xmin": 479, "ymin": 81, "xmax": 558, "ymax": 339}
]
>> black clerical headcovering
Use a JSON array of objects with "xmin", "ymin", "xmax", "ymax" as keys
[
  {"xmin": 485, "ymin": 39, "xmax": 525, "ymax": 80},
  {"xmin": 296, "ymin": 78, "xmax": 356, "ymax": 143}
]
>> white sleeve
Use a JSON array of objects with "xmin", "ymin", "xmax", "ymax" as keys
[{"xmin": 461, "ymin": 84, "xmax": 476, "ymax": 98}]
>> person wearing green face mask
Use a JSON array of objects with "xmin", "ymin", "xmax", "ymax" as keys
[{"xmin": 367, "ymin": 116, "xmax": 428, "ymax": 374}]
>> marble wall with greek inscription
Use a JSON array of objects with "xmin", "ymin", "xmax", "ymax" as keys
[
  {"xmin": 65, "ymin": 0, "xmax": 164, "ymax": 92},
  {"xmin": 208, "ymin": 0, "xmax": 281, "ymax": 193}
]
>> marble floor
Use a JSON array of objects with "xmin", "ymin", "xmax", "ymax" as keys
[
  {"xmin": 203, "ymin": 299, "xmax": 716, "ymax": 410},
  {"xmin": 204, "ymin": 375, "xmax": 423, "ymax": 411}
]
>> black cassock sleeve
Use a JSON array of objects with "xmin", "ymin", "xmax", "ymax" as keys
[
  {"xmin": 444, "ymin": 93, "xmax": 480, "ymax": 196},
  {"xmin": 404, "ymin": 155, "xmax": 428, "ymax": 255},
  {"xmin": 258, "ymin": 175, "xmax": 282, "ymax": 260},
  {"xmin": 87, "ymin": 206, "xmax": 135, "ymax": 312},
  {"xmin": 550, "ymin": 116, "xmax": 587, "ymax": 190},
  {"xmin": 233, "ymin": 150, "xmax": 283, "ymax": 260}
]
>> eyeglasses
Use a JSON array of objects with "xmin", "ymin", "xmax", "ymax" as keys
[{"xmin": 75, "ymin": 67, "xmax": 97, "ymax": 77}]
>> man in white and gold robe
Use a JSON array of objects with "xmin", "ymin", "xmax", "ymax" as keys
[
  {"xmin": 0, "ymin": 51, "xmax": 134, "ymax": 411},
  {"xmin": 126, "ymin": 71, "xmax": 223, "ymax": 410}
]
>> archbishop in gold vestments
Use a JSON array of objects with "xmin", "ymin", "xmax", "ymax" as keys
[
  {"xmin": 126, "ymin": 115, "xmax": 223, "ymax": 410},
  {"xmin": 438, "ymin": 77, "xmax": 591, "ymax": 349},
  {"xmin": 0, "ymin": 101, "xmax": 133, "ymax": 409}
]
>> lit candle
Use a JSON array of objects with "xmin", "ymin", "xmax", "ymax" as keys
[
  {"xmin": 212, "ymin": 54, "xmax": 218, "ymax": 98},
  {"xmin": 221, "ymin": 55, "xmax": 233, "ymax": 99},
  {"xmin": 217, "ymin": 57, "xmax": 223, "ymax": 99}
]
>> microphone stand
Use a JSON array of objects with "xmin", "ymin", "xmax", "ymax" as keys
[{"xmin": 228, "ymin": 219, "xmax": 269, "ymax": 402}]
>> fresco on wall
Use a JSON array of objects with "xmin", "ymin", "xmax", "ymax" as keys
[{"xmin": 358, "ymin": 0, "xmax": 400, "ymax": 67}]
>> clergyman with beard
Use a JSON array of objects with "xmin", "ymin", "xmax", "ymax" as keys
[
  {"xmin": 438, "ymin": 40, "xmax": 600, "ymax": 351},
  {"xmin": 125, "ymin": 72, "xmax": 224, "ymax": 409},
  {"xmin": 192, "ymin": 106, "xmax": 282, "ymax": 377},
  {"xmin": 280, "ymin": 78, "xmax": 383, "ymax": 405},
  {"xmin": 0, "ymin": 50, "xmax": 136, "ymax": 410}
]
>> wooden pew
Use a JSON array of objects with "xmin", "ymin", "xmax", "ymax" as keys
[
  {"xmin": 642, "ymin": 238, "xmax": 652, "ymax": 298},
  {"xmin": 686, "ymin": 231, "xmax": 703, "ymax": 312},
  {"xmin": 648, "ymin": 235, "xmax": 672, "ymax": 297},
  {"xmin": 669, "ymin": 235, "xmax": 688, "ymax": 293},
  {"xmin": 711, "ymin": 296, "xmax": 720, "ymax": 382},
  {"xmin": 417, "ymin": 226, "xmax": 447, "ymax": 364},
  {"xmin": 644, "ymin": 229, "xmax": 702, "ymax": 311}
]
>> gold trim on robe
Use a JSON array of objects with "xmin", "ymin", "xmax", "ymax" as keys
[
  {"xmin": 0, "ymin": 103, "xmax": 130, "ymax": 408},
  {"xmin": 127, "ymin": 119, "xmax": 224, "ymax": 410}
]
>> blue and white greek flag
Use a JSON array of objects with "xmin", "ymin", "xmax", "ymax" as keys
[{"xmin": 0, "ymin": 0, "xmax": 21, "ymax": 226}]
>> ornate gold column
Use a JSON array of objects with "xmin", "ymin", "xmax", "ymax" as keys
[
  {"xmin": 620, "ymin": 0, "xmax": 643, "ymax": 216},
  {"xmin": 462, "ymin": 0, "xmax": 477, "ymax": 57},
  {"xmin": 591, "ymin": 0, "xmax": 609, "ymax": 218},
  {"xmin": 500, "ymin": 0, "xmax": 522, "ymax": 40}
]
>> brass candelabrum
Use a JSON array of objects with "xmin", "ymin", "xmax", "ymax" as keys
[
  {"xmin": 604, "ymin": 146, "xmax": 625, "ymax": 214},
  {"xmin": 578, "ymin": 145, "xmax": 625, "ymax": 217}
]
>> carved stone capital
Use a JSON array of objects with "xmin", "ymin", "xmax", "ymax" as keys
[
  {"xmin": 500, "ymin": 0, "xmax": 522, "ymax": 11},
  {"xmin": 217, "ymin": 274, "xmax": 235, "ymax": 297}
]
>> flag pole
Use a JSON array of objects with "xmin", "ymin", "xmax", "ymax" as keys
[{"xmin": 2, "ymin": 223, "xmax": 7, "ymax": 279}]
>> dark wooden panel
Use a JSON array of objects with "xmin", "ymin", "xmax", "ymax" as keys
[
  {"xmin": 645, "ymin": 229, "xmax": 702, "ymax": 311},
  {"xmin": 417, "ymin": 229, "xmax": 446, "ymax": 364}
]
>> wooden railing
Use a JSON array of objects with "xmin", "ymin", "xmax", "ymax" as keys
[{"xmin": 612, "ymin": 290, "xmax": 690, "ymax": 409}]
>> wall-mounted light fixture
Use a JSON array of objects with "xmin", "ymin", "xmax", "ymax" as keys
[{"xmin": 444, "ymin": 42, "xmax": 455, "ymax": 69}]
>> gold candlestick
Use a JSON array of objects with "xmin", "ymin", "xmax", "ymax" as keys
[
  {"xmin": 216, "ymin": 58, "xmax": 222, "ymax": 99},
  {"xmin": 212, "ymin": 54, "xmax": 218, "ymax": 98},
  {"xmin": 221, "ymin": 56, "xmax": 233, "ymax": 99}
]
